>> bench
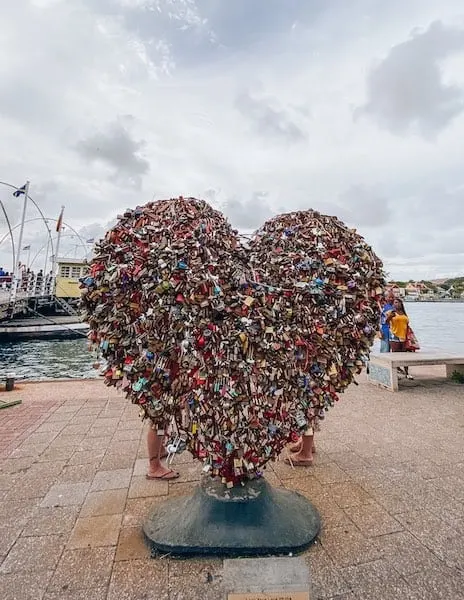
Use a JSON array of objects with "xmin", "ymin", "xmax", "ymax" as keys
[{"xmin": 367, "ymin": 352, "xmax": 464, "ymax": 392}]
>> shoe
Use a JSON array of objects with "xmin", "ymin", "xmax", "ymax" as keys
[{"xmin": 406, "ymin": 374, "xmax": 414, "ymax": 380}]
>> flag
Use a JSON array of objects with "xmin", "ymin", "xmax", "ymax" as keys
[
  {"xmin": 86, "ymin": 238, "xmax": 95, "ymax": 244},
  {"xmin": 22, "ymin": 245, "xmax": 31, "ymax": 250},
  {"xmin": 13, "ymin": 184, "xmax": 27, "ymax": 198},
  {"xmin": 56, "ymin": 207, "xmax": 64, "ymax": 232}
]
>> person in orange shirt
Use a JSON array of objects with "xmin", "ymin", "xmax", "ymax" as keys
[{"xmin": 386, "ymin": 299, "xmax": 414, "ymax": 380}]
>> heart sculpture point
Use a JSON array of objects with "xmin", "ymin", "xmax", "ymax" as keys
[{"xmin": 81, "ymin": 197, "xmax": 385, "ymax": 487}]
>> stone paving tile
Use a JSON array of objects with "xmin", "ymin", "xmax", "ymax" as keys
[
  {"xmin": 27, "ymin": 432, "xmax": 60, "ymax": 445},
  {"xmin": 106, "ymin": 440, "xmax": 139, "ymax": 457},
  {"xmin": 168, "ymin": 480, "xmax": 199, "ymax": 498},
  {"xmin": 395, "ymin": 508, "xmax": 460, "ymax": 554},
  {"xmin": 344, "ymin": 502, "xmax": 404, "ymax": 537},
  {"xmin": 374, "ymin": 531, "xmax": 443, "ymax": 576},
  {"xmin": 0, "ymin": 456, "xmax": 35, "ymax": 474},
  {"xmin": 67, "ymin": 514, "xmax": 122, "ymax": 549},
  {"xmin": 91, "ymin": 469, "xmax": 132, "ymax": 492},
  {"xmin": 56, "ymin": 464, "xmax": 98, "ymax": 484},
  {"xmin": 9, "ymin": 442, "xmax": 49, "ymax": 458},
  {"xmin": 341, "ymin": 559, "xmax": 418, "ymax": 600},
  {"xmin": 112, "ymin": 429, "xmax": 142, "ymax": 442},
  {"xmin": 80, "ymin": 489, "xmax": 127, "ymax": 518},
  {"xmin": 23, "ymin": 506, "xmax": 80, "ymax": 537},
  {"xmin": 315, "ymin": 503, "xmax": 355, "ymax": 532},
  {"xmin": 49, "ymin": 547, "xmax": 115, "ymax": 592},
  {"xmin": 115, "ymin": 526, "xmax": 150, "ymax": 561},
  {"xmin": 79, "ymin": 436, "xmax": 112, "ymax": 451},
  {"xmin": 0, "ymin": 498, "xmax": 41, "ymax": 527},
  {"xmin": 41, "ymin": 482, "xmax": 90, "ymax": 508},
  {"xmin": 0, "ymin": 570, "xmax": 54, "ymax": 600},
  {"xmin": 49, "ymin": 435, "xmax": 85, "ymax": 449},
  {"xmin": 68, "ymin": 449, "xmax": 106, "ymax": 466},
  {"xmin": 132, "ymin": 457, "xmax": 148, "ymax": 477},
  {"xmin": 99, "ymin": 451, "xmax": 137, "ymax": 471},
  {"xmin": 404, "ymin": 565, "xmax": 464, "ymax": 600},
  {"xmin": 304, "ymin": 544, "xmax": 351, "ymax": 599},
  {"xmin": 168, "ymin": 558, "xmax": 223, "ymax": 600},
  {"xmin": 35, "ymin": 421, "xmax": 68, "ymax": 434},
  {"xmin": 313, "ymin": 463, "xmax": 351, "ymax": 485},
  {"xmin": 5, "ymin": 474, "xmax": 61, "ymax": 501},
  {"xmin": 122, "ymin": 497, "xmax": 163, "ymax": 528},
  {"xmin": 38, "ymin": 446, "xmax": 76, "ymax": 463},
  {"xmin": 61, "ymin": 424, "xmax": 93, "ymax": 436},
  {"xmin": 0, "ymin": 534, "xmax": 65, "ymax": 573},
  {"xmin": 0, "ymin": 526, "xmax": 22, "ymax": 557},
  {"xmin": 107, "ymin": 558, "xmax": 169, "ymax": 600},
  {"xmin": 322, "ymin": 482, "xmax": 372, "ymax": 509},
  {"xmin": 43, "ymin": 588, "xmax": 108, "ymax": 600},
  {"xmin": 128, "ymin": 475, "xmax": 169, "ymax": 498},
  {"xmin": 319, "ymin": 523, "xmax": 382, "ymax": 567}
]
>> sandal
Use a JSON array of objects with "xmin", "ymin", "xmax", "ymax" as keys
[
  {"xmin": 146, "ymin": 469, "xmax": 179, "ymax": 480},
  {"xmin": 284, "ymin": 457, "xmax": 313, "ymax": 467}
]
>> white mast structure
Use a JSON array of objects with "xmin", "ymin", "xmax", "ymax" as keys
[{"xmin": 10, "ymin": 180, "xmax": 30, "ymax": 304}]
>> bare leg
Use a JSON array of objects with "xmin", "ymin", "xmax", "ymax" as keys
[
  {"xmin": 289, "ymin": 438, "xmax": 316, "ymax": 454},
  {"xmin": 146, "ymin": 428, "xmax": 179, "ymax": 480},
  {"xmin": 285, "ymin": 435, "xmax": 314, "ymax": 466}
]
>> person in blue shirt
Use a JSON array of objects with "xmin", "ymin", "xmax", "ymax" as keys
[{"xmin": 380, "ymin": 290, "xmax": 395, "ymax": 352}]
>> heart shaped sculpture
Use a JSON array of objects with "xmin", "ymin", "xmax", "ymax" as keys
[{"xmin": 81, "ymin": 197, "xmax": 384, "ymax": 486}]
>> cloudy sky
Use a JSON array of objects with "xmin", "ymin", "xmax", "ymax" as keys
[{"xmin": 1, "ymin": 0, "xmax": 464, "ymax": 280}]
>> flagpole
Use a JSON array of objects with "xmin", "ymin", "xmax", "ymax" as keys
[
  {"xmin": 11, "ymin": 180, "xmax": 30, "ymax": 303},
  {"xmin": 42, "ymin": 236, "xmax": 50, "ymax": 294},
  {"xmin": 51, "ymin": 206, "xmax": 64, "ymax": 278}
]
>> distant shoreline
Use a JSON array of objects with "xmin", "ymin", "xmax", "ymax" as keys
[{"xmin": 403, "ymin": 298, "xmax": 464, "ymax": 303}]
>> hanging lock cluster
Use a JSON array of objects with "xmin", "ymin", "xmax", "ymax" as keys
[{"xmin": 80, "ymin": 197, "xmax": 385, "ymax": 487}]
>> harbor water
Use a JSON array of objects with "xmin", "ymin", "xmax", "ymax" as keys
[{"xmin": 1, "ymin": 303, "xmax": 463, "ymax": 381}]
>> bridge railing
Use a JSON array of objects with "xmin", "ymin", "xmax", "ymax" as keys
[{"xmin": 0, "ymin": 273, "xmax": 56, "ymax": 303}]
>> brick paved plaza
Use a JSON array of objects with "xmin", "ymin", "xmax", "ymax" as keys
[{"xmin": 0, "ymin": 371, "xmax": 463, "ymax": 599}]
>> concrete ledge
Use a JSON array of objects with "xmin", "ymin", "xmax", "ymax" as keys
[{"xmin": 368, "ymin": 352, "xmax": 464, "ymax": 391}]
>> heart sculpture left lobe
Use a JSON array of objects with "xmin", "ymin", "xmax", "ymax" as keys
[{"xmin": 81, "ymin": 197, "xmax": 385, "ymax": 487}]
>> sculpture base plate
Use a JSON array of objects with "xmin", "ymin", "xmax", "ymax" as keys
[{"xmin": 143, "ymin": 476, "xmax": 321, "ymax": 557}]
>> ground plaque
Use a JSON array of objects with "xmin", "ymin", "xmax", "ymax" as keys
[
  {"xmin": 228, "ymin": 592, "xmax": 310, "ymax": 600},
  {"xmin": 222, "ymin": 557, "xmax": 312, "ymax": 600}
]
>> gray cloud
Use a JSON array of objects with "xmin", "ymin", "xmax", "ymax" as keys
[
  {"xmin": 358, "ymin": 21, "xmax": 464, "ymax": 138},
  {"xmin": 235, "ymin": 91, "xmax": 308, "ymax": 143},
  {"xmin": 338, "ymin": 185, "xmax": 391, "ymax": 227},
  {"xmin": 75, "ymin": 118, "xmax": 150, "ymax": 188},
  {"xmin": 221, "ymin": 192, "xmax": 275, "ymax": 229}
]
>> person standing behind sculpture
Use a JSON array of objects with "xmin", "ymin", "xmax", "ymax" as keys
[
  {"xmin": 380, "ymin": 290, "xmax": 395, "ymax": 353},
  {"xmin": 386, "ymin": 298, "xmax": 414, "ymax": 380}
]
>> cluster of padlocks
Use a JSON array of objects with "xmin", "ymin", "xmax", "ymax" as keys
[{"xmin": 81, "ymin": 197, "xmax": 384, "ymax": 487}]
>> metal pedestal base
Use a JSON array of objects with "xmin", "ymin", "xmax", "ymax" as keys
[{"xmin": 143, "ymin": 476, "xmax": 321, "ymax": 557}]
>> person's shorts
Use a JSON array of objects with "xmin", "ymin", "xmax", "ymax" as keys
[{"xmin": 380, "ymin": 338, "xmax": 390, "ymax": 353}]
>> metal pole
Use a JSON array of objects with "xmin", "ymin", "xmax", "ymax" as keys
[
  {"xmin": 10, "ymin": 180, "xmax": 30, "ymax": 303},
  {"xmin": 51, "ymin": 206, "xmax": 64, "ymax": 278},
  {"xmin": 42, "ymin": 237, "xmax": 50, "ymax": 294},
  {"xmin": 0, "ymin": 199, "xmax": 15, "ymax": 272}
]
